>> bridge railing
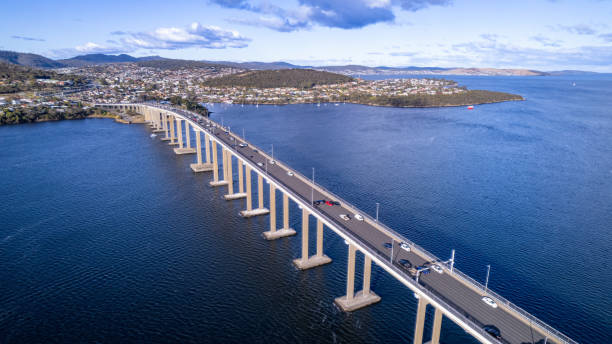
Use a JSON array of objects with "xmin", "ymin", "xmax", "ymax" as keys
[{"xmin": 151, "ymin": 104, "xmax": 577, "ymax": 344}]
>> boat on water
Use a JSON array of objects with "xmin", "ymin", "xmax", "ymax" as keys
[
  {"xmin": 150, "ymin": 133, "xmax": 157, "ymax": 138},
  {"xmin": 467, "ymin": 105, "xmax": 474, "ymax": 110}
]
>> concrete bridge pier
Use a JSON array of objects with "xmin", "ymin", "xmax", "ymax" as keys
[
  {"xmin": 334, "ymin": 247, "xmax": 380, "ymax": 311},
  {"xmin": 240, "ymin": 165, "xmax": 253, "ymax": 215},
  {"xmin": 428, "ymin": 307, "xmax": 443, "ymax": 344},
  {"xmin": 224, "ymin": 156, "xmax": 246, "ymax": 200},
  {"xmin": 238, "ymin": 160, "xmax": 244, "ymax": 193},
  {"xmin": 160, "ymin": 113, "xmax": 171, "ymax": 141},
  {"xmin": 210, "ymin": 141, "xmax": 228, "ymax": 186},
  {"xmin": 168, "ymin": 115, "xmax": 178, "ymax": 146},
  {"xmin": 177, "ymin": 118, "xmax": 183, "ymax": 147},
  {"xmin": 239, "ymin": 170, "xmax": 269, "ymax": 217},
  {"xmin": 148, "ymin": 108, "xmax": 156, "ymax": 128},
  {"xmin": 152, "ymin": 111, "xmax": 164, "ymax": 132},
  {"xmin": 413, "ymin": 298, "xmax": 429, "ymax": 344},
  {"xmin": 263, "ymin": 188, "xmax": 296, "ymax": 240},
  {"xmin": 190, "ymin": 130, "xmax": 213, "ymax": 172},
  {"xmin": 205, "ymin": 133, "xmax": 211, "ymax": 164},
  {"xmin": 174, "ymin": 120, "xmax": 195, "ymax": 154},
  {"xmin": 293, "ymin": 212, "xmax": 332, "ymax": 270}
]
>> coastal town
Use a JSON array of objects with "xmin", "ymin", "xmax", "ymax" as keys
[
  {"xmin": 66, "ymin": 63, "xmax": 464, "ymax": 105},
  {"xmin": 1, "ymin": 62, "xmax": 466, "ymax": 115}
]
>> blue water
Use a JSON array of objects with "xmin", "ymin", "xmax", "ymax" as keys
[{"xmin": 1, "ymin": 75, "xmax": 611, "ymax": 343}]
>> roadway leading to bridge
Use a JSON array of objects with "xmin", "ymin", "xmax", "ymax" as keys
[{"xmin": 152, "ymin": 105, "xmax": 566, "ymax": 344}]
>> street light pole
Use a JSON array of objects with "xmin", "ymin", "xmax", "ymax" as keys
[
  {"xmin": 450, "ymin": 249, "xmax": 456, "ymax": 274},
  {"xmin": 271, "ymin": 144, "xmax": 274, "ymax": 162},
  {"xmin": 375, "ymin": 202, "xmax": 380, "ymax": 222},
  {"xmin": 242, "ymin": 128, "xmax": 245, "ymax": 141},
  {"xmin": 484, "ymin": 264, "xmax": 491, "ymax": 295}
]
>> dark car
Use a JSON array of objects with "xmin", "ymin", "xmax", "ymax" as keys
[
  {"xmin": 383, "ymin": 242, "xmax": 392, "ymax": 249},
  {"xmin": 398, "ymin": 259, "xmax": 412, "ymax": 268},
  {"xmin": 483, "ymin": 325, "xmax": 501, "ymax": 340}
]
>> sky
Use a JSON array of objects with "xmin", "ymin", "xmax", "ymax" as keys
[{"xmin": 2, "ymin": 0, "xmax": 612, "ymax": 71}]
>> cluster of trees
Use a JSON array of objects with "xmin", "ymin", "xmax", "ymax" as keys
[
  {"xmin": 0, "ymin": 105, "xmax": 94, "ymax": 125},
  {"xmin": 169, "ymin": 95, "xmax": 209, "ymax": 116},
  {"xmin": 347, "ymin": 90, "xmax": 523, "ymax": 108},
  {"xmin": 0, "ymin": 62, "xmax": 86, "ymax": 93},
  {"xmin": 203, "ymin": 69, "xmax": 354, "ymax": 89}
]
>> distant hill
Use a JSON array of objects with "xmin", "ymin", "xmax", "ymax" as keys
[
  {"xmin": 202, "ymin": 60, "xmax": 303, "ymax": 70},
  {"xmin": 438, "ymin": 68, "xmax": 547, "ymax": 76},
  {"xmin": 203, "ymin": 69, "xmax": 353, "ymax": 88},
  {"xmin": 58, "ymin": 54, "xmax": 165, "ymax": 67},
  {"xmin": 547, "ymin": 70, "xmax": 600, "ymax": 76},
  {"xmin": 314, "ymin": 65, "xmax": 548, "ymax": 76},
  {"xmin": 0, "ymin": 50, "xmax": 63, "ymax": 68},
  {"xmin": 136, "ymin": 59, "xmax": 231, "ymax": 70}
]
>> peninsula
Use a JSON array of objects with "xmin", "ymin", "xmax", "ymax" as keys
[{"xmin": 199, "ymin": 69, "xmax": 523, "ymax": 107}]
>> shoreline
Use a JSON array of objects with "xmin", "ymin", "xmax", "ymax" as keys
[
  {"xmin": 204, "ymin": 96, "xmax": 524, "ymax": 108},
  {"xmin": 1, "ymin": 114, "xmax": 144, "ymax": 126}
]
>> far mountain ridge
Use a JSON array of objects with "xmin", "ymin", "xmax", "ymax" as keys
[
  {"xmin": 58, "ymin": 53, "xmax": 165, "ymax": 67},
  {"xmin": 0, "ymin": 50, "xmax": 600, "ymax": 76}
]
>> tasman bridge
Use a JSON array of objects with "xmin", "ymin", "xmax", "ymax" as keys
[{"xmin": 95, "ymin": 103, "xmax": 578, "ymax": 344}]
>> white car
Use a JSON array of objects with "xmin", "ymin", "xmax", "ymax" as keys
[
  {"xmin": 400, "ymin": 242, "xmax": 411, "ymax": 252},
  {"xmin": 239, "ymin": 143, "xmax": 247, "ymax": 148},
  {"xmin": 431, "ymin": 264, "xmax": 443, "ymax": 274},
  {"xmin": 482, "ymin": 296, "xmax": 498, "ymax": 308},
  {"xmin": 354, "ymin": 214, "xmax": 364, "ymax": 221},
  {"xmin": 257, "ymin": 162, "xmax": 263, "ymax": 167},
  {"xmin": 269, "ymin": 160, "xmax": 276, "ymax": 165},
  {"xmin": 287, "ymin": 171, "xmax": 294, "ymax": 176},
  {"xmin": 339, "ymin": 214, "xmax": 350, "ymax": 221}
]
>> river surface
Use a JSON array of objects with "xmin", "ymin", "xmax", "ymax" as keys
[{"xmin": 1, "ymin": 75, "xmax": 611, "ymax": 343}]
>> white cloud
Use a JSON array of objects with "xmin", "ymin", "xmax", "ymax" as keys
[
  {"xmin": 119, "ymin": 22, "xmax": 250, "ymax": 50},
  {"xmin": 75, "ymin": 42, "xmax": 126, "ymax": 54},
  {"xmin": 54, "ymin": 22, "xmax": 251, "ymax": 58}
]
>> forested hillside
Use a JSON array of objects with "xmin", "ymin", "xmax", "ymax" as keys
[
  {"xmin": 348, "ymin": 90, "xmax": 523, "ymax": 107},
  {"xmin": 0, "ymin": 62, "xmax": 86, "ymax": 93},
  {"xmin": 204, "ymin": 69, "xmax": 354, "ymax": 88}
]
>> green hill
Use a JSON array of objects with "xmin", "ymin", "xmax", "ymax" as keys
[
  {"xmin": 0, "ymin": 50, "xmax": 64, "ymax": 68},
  {"xmin": 203, "ymin": 69, "xmax": 354, "ymax": 89},
  {"xmin": 349, "ymin": 89, "xmax": 524, "ymax": 108},
  {"xmin": 0, "ymin": 62, "xmax": 85, "ymax": 93}
]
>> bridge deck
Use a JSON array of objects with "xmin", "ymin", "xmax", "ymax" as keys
[{"xmin": 101, "ymin": 103, "xmax": 576, "ymax": 344}]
